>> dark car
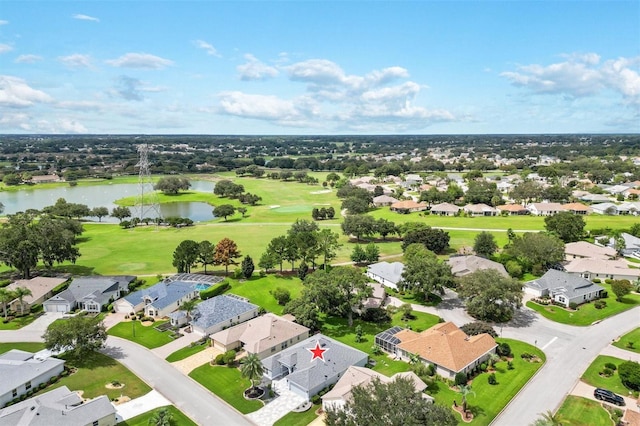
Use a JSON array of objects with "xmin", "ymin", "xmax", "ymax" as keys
[{"xmin": 594, "ymin": 388, "xmax": 625, "ymax": 406}]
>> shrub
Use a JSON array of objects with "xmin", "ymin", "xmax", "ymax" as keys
[
  {"xmin": 604, "ymin": 362, "xmax": 617, "ymax": 371},
  {"xmin": 627, "ymin": 341, "xmax": 635, "ymax": 349},
  {"xmin": 460, "ymin": 321, "xmax": 498, "ymax": 338},
  {"xmin": 601, "ymin": 368, "xmax": 614, "ymax": 377},
  {"xmin": 569, "ymin": 302, "xmax": 578, "ymax": 310},
  {"xmin": 605, "ymin": 278, "xmax": 613, "ymax": 284},
  {"xmin": 454, "ymin": 372, "xmax": 467, "ymax": 386},
  {"xmin": 371, "ymin": 345, "xmax": 383, "ymax": 356},
  {"xmin": 311, "ymin": 395, "xmax": 321, "ymax": 405},
  {"xmin": 214, "ymin": 354, "xmax": 225, "ymax": 365},
  {"xmin": 497, "ymin": 342, "xmax": 512, "ymax": 357},
  {"xmin": 427, "ymin": 363, "xmax": 436, "ymax": 376},
  {"xmin": 594, "ymin": 300, "xmax": 607, "ymax": 309},
  {"xmin": 200, "ymin": 282, "xmax": 230, "ymax": 300},
  {"xmin": 223, "ymin": 350, "xmax": 236, "ymax": 366},
  {"xmin": 480, "ymin": 363, "xmax": 488, "ymax": 372},
  {"xmin": 505, "ymin": 260, "xmax": 523, "ymax": 278},
  {"xmin": 521, "ymin": 352, "xmax": 534, "ymax": 360},
  {"xmin": 592, "ymin": 278, "xmax": 601, "ymax": 283},
  {"xmin": 488, "ymin": 373, "xmax": 497, "ymax": 385},
  {"xmin": 270, "ymin": 287, "xmax": 291, "ymax": 306},
  {"xmin": 507, "ymin": 360, "xmax": 514, "ymax": 370},
  {"xmin": 412, "ymin": 362, "xmax": 430, "ymax": 378},
  {"xmin": 618, "ymin": 361, "xmax": 640, "ymax": 391}
]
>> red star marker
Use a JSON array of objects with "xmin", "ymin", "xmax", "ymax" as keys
[{"xmin": 308, "ymin": 342, "xmax": 328, "ymax": 362}]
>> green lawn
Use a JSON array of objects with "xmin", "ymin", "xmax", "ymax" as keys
[
  {"xmin": 188, "ymin": 364, "xmax": 263, "ymax": 414},
  {"xmin": 424, "ymin": 339, "xmax": 545, "ymax": 426},
  {"xmin": 273, "ymin": 403, "xmax": 321, "ymax": 426},
  {"xmin": 556, "ymin": 396, "xmax": 613, "ymax": 426},
  {"xmin": 581, "ymin": 355, "xmax": 639, "ymax": 398},
  {"xmin": 223, "ymin": 275, "xmax": 305, "ymax": 315},
  {"xmin": 108, "ymin": 320, "xmax": 174, "ymax": 349},
  {"xmin": 0, "ymin": 313, "xmax": 41, "ymax": 330},
  {"xmin": 526, "ymin": 284, "xmax": 640, "ymax": 326},
  {"xmin": 118, "ymin": 405, "xmax": 197, "ymax": 426},
  {"xmin": 613, "ymin": 327, "xmax": 640, "ymax": 354},
  {"xmin": 165, "ymin": 341, "xmax": 209, "ymax": 362},
  {"xmin": 49, "ymin": 351, "xmax": 151, "ymax": 401},
  {"xmin": 0, "ymin": 342, "xmax": 45, "ymax": 354}
]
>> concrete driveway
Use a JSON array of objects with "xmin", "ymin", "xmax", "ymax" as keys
[
  {"xmin": 0, "ymin": 312, "xmax": 64, "ymax": 342},
  {"xmin": 570, "ymin": 380, "xmax": 639, "ymax": 413}
]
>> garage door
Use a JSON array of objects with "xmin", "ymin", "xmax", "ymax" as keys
[{"xmin": 56, "ymin": 304, "xmax": 68, "ymax": 312}]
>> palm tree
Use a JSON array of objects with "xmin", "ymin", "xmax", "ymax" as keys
[
  {"xmin": 0, "ymin": 288, "xmax": 16, "ymax": 320},
  {"xmin": 489, "ymin": 353, "xmax": 501, "ymax": 367},
  {"xmin": 148, "ymin": 407, "xmax": 173, "ymax": 426},
  {"xmin": 180, "ymin": 299, "xmax": 197, "ymax": 321},
  {"xmin": 13, "ymin": 287, "xmax": 32, "ymax": 316},
  {"xmin": 408, "ymin": 352, "xmax": 421, "ymax": 365},
  {"xmin": 532, "ymin": 410, "xmax": 565, "ymax": 426},
  {"xmin": 458, "ymin": 384, "xmax": 475, "ymax": 414},
  {"xmin": 240, "ymin": 353, "xmax": 264, "ymax": 396}
]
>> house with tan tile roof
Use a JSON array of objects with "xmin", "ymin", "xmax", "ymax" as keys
[
  {"xmin": 496, "ymin": 204, "xmax": 529, "ymax": 215},
  {"xmin": 562, "ymin": 202, "xmax": 591, "ymax": 215},
  {"xmin": 321, "ymin": 366, "xmax": 431, "ymax": 412},
  {"xmin": 375, "ymin": 322, "xmax": 497, "ymax": 379},
  {"xmin": 563, "ymin": 258, "xmax": 640, "ymax": 282},
  {"xmin": 564, "ymin": 241, "xmax": 617, "ymax": 261},
  {"xmin": 210, "ymin": 313, "xmax": 309, "ymax": 359},
  {"xmin": 390, "ymin": 200, "xmax": 428, "ymax": 213},
  {"xmin": 430, "ymin": 202, "xmax": 460, "ymax": 216},
  {"xmin": 7, "ymin": 277, "xmax": 68, "ymax": 313},
  {"xmin": 463, "ymin": 203, "xmax": 498, "ymax": 216}
]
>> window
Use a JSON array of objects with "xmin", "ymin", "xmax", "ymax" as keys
[
  {"xmin": 93, "ymin": 421, "xmax": 99, "ymax": 426},
  {"xmin": 25, "ymin": 381, "xmax": 32, "ymax": 390},
  {"xmin": 12, "ymin": 389, "xmax": 17, "ymax": 397}
]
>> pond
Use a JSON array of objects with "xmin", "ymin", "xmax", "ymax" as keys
[{"xmin": 0, "ymin": 180, "xmax": 216, "ymax": 223}]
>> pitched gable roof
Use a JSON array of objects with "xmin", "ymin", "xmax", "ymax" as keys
[
  {"xmin": 525, "ymin": 269, "xmax": 605, "ymax": 298},
  {"xmin": 447, "ymin": 255, "xmax": 508, "ymax": 277},
  {"xmin": 191, "ymin": 294, "xmax": 258, "ymax": 330},
  {"xmin": 124, "ymin": 280, "xmax": 195, "ymax": 309},
  {"xmin": 367, "ymin": 261, "xmax": 404, "ymax": 284},
  {"xmin": 564, "ymin": 241, "xmax": 616, "ymax": 259}
]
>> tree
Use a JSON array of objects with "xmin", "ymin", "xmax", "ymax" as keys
[
  {"xmin": 215, "ymin": 237, "xmax": 241, "ymax": 275},
  {"xmin": 473, "ymin": 231, "xmax": 498, "ymax": 257},
  {"xmin": 197, "ymin": 240, "xmax": 215, "ymax": 273},
  {"xmin": 148, "ymin": 408, "xmax": 174, "ymax": 426},
  {"xmin": 457, "ymin": 384, "xmax": 475, "ymax": 414},
  {"xmin": 43, "ymin": 315, "xmax": 107, "ymax": 359},
  {"xmin": 611, "ymin": 279, "xmax": 632, "ymax": 301},
  {"xmin": 265, "ymin": 236, "xmax": 288, "ymax": 272},
  {"xmin": 350, "ymin": 245, "xmax": 367, "ymax": 263},
  {"xmin": 402, "ymin": 227, "xmax": 450, "ymax": 254},
  {"xmin": 510, "ymin": 180, "xmax": 542, "ymax": 203},
  {"xmin": 457, "ymin": 269, "xmax": 523, "ymax": 322},
  {"xmin": 317, "ymin": 229, "xmax": 341, "ymax": 270},
  {"xmin": 240, "ymin": 353, "xmax": 265, "ymax": 396},
  {"xmin": 179, "ymin": 299, "xmax": 198, "ymax": 321},
  {"xmin": 341, "ymin": 214, "xmax": 377, "ymax": 241},
  {"xmin": 271, "ymin": 287, "xmax": 291, "ymax": 305},
  {"xmin": 364, "ymin": 242, "xmax": 380, "ymax": 263},
  {"xmin": 460, "ymin": 321, "xmax": 498, "ymax": 337},
  {"xmin": 91, "ymin": 206, "xmax": 109, "ymax": 222},
  {"xmin": 618, "ymin": 360, "xmax": 640, "ymax": 391},
  {"xmin": 401, "ymin": 244, "xmax": 455, "ymax": 299},
  {"xmin": 111, "ymin": 206, "xmax": 132, "ymax": 223},
  {"xmin": 237, "ymin": 206, "xmax": 248, "ymax": 217},
  {"xmin": 544, "ymin": 212, "xmax": 585, "ymax": 243},
  {"xmin": 213, "ymin": 204, "xmax": 236, "ymax": 221},
  {"xmin": 507, "ymin": 232, "xmax": 565, "ymax": 270},
  {"xmin": 154, "ymin": 176, "xmax": 191, "ymax": 195},
  {"xmin": 0, "ymin": 288, "xmax": 15, "ymax": 320},
  {"xmin": 283, "ymin": 295, "xmax": 320, "ymax": 330},
  {"xmin": 13, "ymin": 286, "xmax": 32, "ymax": 316},
  {"xmin": 258, "ymin": 251, "xmax": 277, "ymax": 273},
  {"xmin": 465, "ymin": 181, "xmax": 500, "ymax": 205},
  {"xmin": 241, "ymin": 255, "xmax": 255, "ymax": 279},
  {"xmin": 214, "ymin": 180, "xmax": 244, "ymax": 198},
  {"xmin": 288, "ymin": 219, "xmax": 320, "ymax": 268},
  {"xmin": 325, "ymin": 376, "xmax": 457, "ymax": 426},
  {"xmin": 375, "ymin": 218, "xmax": 397, "ymax": 240},
  {"xmin": 530, "ymin": 410, "xmax": 566, "ymax": 426},
  {"xmin": 172, "ymin": 240, "xmax": 199, "ymax": 273},
  {"xmin": 341, "ymin": 197, "xmax": 370, "ymax": 214}
]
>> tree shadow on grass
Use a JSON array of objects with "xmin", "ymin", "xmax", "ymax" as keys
[
  {"xmin": 52, "ymin": 265, "xmax": 96, "ymax": 275},
  {"xmin": 63, "ymin": 351, "xmax": 118, "ymax": 369}
]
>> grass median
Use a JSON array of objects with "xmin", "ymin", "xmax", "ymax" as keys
[
  {"xmin": 188, "ymin": 364, "xmax": 263, "ymax": 414},
  {"xmin": 556, "ymin": 395, "xmax": 613, "ymax": 426},
  {"xmin": 613, "ymin": 327, "xmax": 640, "ymax": 354},
  {"xmin": 118, "ymin": 405, "xmax": 197, "ymax": 426},
  {"xmin": 581, "ymin": 355, "xmax": 639, "ymax": 398},
  {"xmin": 108, "ymin": 320, "xmax": 174, "ymax": 349}
]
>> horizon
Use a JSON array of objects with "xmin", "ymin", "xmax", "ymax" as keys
[{"xmin": 1, "ymin": 1, "xmax": 639, "ymax": 135}]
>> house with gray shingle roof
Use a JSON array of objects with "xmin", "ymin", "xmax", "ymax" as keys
[
  {"xmin": 0, "ymin": 350, "xmax": 65, "ymax": 407},
  {"xmin": 261, "ymin": 334, "xmax": 368, "ymax": 400},
  {"xmin": 115, "ymin": 280, "xmax": 199, "ymax": 318},
  {"xmin": 366, "ymin": 261, "xmax": 404, "ymax": 290},
  {"xmin": 523, "ymin": 269, "xmax": 604, "ymax": 307},
  {"xmin": 0, "ymin": 385, "xmax": 116, "ymax": 426},
  {"xmin": 191, "ymin": 294, "xmax": 259, "ymax": 336},
  {"xmin": 43, "ymin": 276, "xmax": 134, "ymax": 313}
]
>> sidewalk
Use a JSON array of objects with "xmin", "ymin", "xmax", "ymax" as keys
[
  {"xmin": 171, "ymin": 346, "xmax": 222, "ymax": 374},
  {"xmin": 600, "ymin": 344, "xmax": 640, "ymax": 363},
  {"xmin": 151, "ymin": 331, "xmax": 203, "ymax": 359},
  {"xmin": 114, "ymin": 390, "xmax": 172, "ymax": 421}
]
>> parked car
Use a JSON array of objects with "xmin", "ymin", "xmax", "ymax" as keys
[{"xmin": 594, "ymin": 388, "xmax": 625, "ymax": 406}]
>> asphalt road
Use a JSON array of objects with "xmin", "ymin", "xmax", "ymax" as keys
[{"xmin": 103, "ymin": 336, "xmax": 253, "ymax": 426}]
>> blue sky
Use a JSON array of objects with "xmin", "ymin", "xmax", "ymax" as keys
[{"xmin": 0, "ymin": 1, "xmax": 638, "ymax": 134}]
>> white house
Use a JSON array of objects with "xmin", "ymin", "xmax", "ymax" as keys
[
  {"xmin": 366, "ymin": 261, "xmax": 404, "ymax": 290},
  {"xmin": 43, "ymin": 276, "xmax": 134, "ymax": 313},
  {"xmin": 527, "ymin": 202, "xmax": 564, "ymax": 216},
  {"xmin": 115, "ymin": 280, "xmax": 199, "ymax": 318},
  {"xmin": 564, "ymin": 258, "xmax": 640, "ymax": 282},
  {"xmin": 524, "ymin": 269, "xmax": 604, "ymax": 307},
  {"xmin": 0, "ymin": 350, "xmax": 65, "ymax": 407}
]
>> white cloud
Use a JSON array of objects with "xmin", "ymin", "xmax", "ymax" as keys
[
  {"xmin": 55, "ymin": 100, "xmax": 104, "ymax": 111},
  {"xmin": 15, "ymin": 54, "xmax": 43, "ymax": 63},
  {"xmin": 0, "ymin": 75, "xmax": 53, "ymax": 108},
  {"xmin": 58, "ymin": 53, "xmax": 93, "ymax": 68},
  {"xmin": 237, "ymin": 54, "xmax": 279, "ymax": 81},
  {"xmin": 193, "ymin": 40, "xmax": 220, "ymax": 57},
  {"xmin": 73, "ymin": 14, "xmax": 99, "ymax": 22},
  {"xmin": 501, "ymin": 53, "xmax": 640, "ymax": 103},
  {"xmin": 106, "ymin": 53, "xmax": 173, "ymax": 69},
  {"xmin": 286, "ymin": 59, "xmax": 346, "ymax": 85},
  {"xmin": 0, "ymin": 43, "xmax": 13, "ymax": 54},
  {"xmin": 218, "ymin": 91, "xmax": 307, "ymax": 121}
]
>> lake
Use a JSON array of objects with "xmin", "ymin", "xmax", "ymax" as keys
[{"xmin": 0, "ymin": 180, "xmax": 216, "ymax": 223}]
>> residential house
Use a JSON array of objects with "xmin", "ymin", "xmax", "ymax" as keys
[
  {"xmin": 430, "ymin": 202, "xmax": 460, "ymax": 216},
  {"xmin": 564, "ymin": 241, "xmax": 617, "ymax": 261},
  {"xmin": 389, "ymin": 200, "xmax": 428, "ymax": 213},
  {"xmin": 496, "ymin": 204, "xmax": 529, "ymax": 215},
  {"xmin": 591, "ymin": 203, "xmax": 630, "ymax": 215},
  {"xmin": 366, "ymin": 261, "xmax": 404, "ymax": 290},
  {"xmin": 562, "ymin": 202, "xmax": 591, "ymax": 215},
  {"xmin": 463, "ymin": 203, "xmax": 498, "ymax": 216},
  {"xmin": 0, "ymin": 350, "xmax": 65, "ymax": 407},
  {"xmin": 7, "ymin": 277, "xmax": 68, "ymax": 314},
  {"xmin": 527, "ymin": 202, "xmax": 564, "ymax": 216},
  {"xmin": 28, "ymin": 174, "xmax": 60, "ymax": 184},
  {"xmin": 362, "ymin": 282, "xmax": 388, "ymax": 310},
  {"xmin": 43, "ymin": 276, "xmax": 134, "ymax": 313},
  {"xmin": 564, "ymin": 258, "xmax": 640, "ymax": 282},
  {"xmin": 115, "ymin": 280, "xmax": 199, "ymax": 317},
  {"xmin": 375, "ymin": 322, "xmax": 497, "ymax": 380},
  {"xmin": 321, "ymin": 366, "xmax": 431, "ymax": 412},
  {"xmin": 372, "ymin": 195, "xmax": 398, "ymax": 207},
  {"xmin": 447, "ymin": 255, "xmax": 509, "ymax": 278},
  {"xmin": 0, "ymin": 386, "xmax": 116, "ymax": 426},
  {"xmin": 613, "ymin": 233, "xmax": 640, "ymax": 257},
  {"xmin": 210, "ymin": 313, "xmax": 310, "ymax": 359},
  {"xmin": 191, "ymin": 294, "xmax": 259, "ymax": 336},
  {"xmin": 580, "ymin": 194, "xmax": 612, "ymax": 203},
  {"xmin": 261, "ymin": 334, "xmax": 368, "ymax": 400},
  {"xmin": 523, "ymin": 269, "xmax": 604, "ymax": 307},
  {"xmin": 621, "ymin": 201, "xmax": 640, "ymax": 215}
]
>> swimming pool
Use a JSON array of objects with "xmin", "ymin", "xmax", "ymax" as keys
[{"xmin": 194, "ymin": 283, "xmax": 211, "ymax": 291}]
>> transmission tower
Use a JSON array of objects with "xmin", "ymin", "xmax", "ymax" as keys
[{"xmin": 136, "ymin": 144, "xmax": 162, "ymax": 222}]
